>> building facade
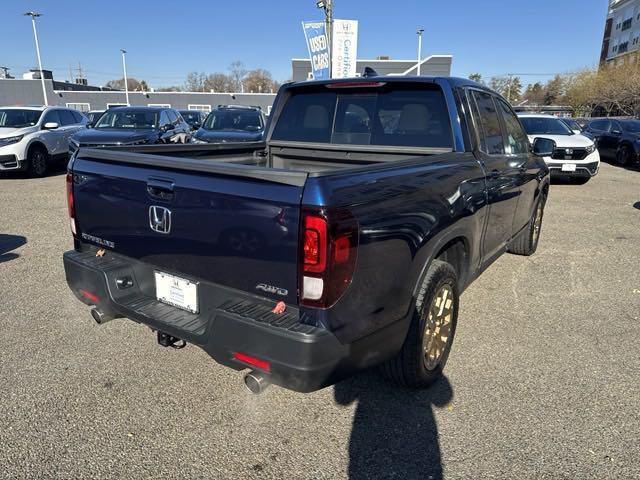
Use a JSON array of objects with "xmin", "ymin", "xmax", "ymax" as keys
[
  {"xmin": 601, "ymin": 0, "xmax": 640, "ymax": 65},
  {"xmin": 1, "ymin": 55, "xmax": 453, "ymax": 112},
  {"xmin": 291, "ymin": 55, "xmax": 453, "ymax": 82}
]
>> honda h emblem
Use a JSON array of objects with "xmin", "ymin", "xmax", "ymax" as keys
[
  {"xmin": 565, "ymin": 148, "xmax": 573, "ymax": 155},
  {"xmin": 149, "ymin": 206, "xmax": 172, "ymax": 234}
]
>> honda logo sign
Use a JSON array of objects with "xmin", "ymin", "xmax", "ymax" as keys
[{"xmin": 149, "ymin": 206, "xmax": 172, "ymax": 234}]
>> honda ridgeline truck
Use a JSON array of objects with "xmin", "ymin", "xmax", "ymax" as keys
[{"xmin": 63, "ymin": 76, "xmax": 551, "ymax": 393}]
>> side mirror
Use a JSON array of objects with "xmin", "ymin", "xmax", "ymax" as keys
[
  {"xmin": 43, "ymin": 122, "xmax": 59, "ymax": 130},
  {"xmin": 532, "ymin": 137, "xmax": 555, "ymax": 157},
  {"xmin": 160, "ymin": 124, "xmax": 172, "ymax": 132},
  {"xmin": 192, "ymin": 123, "xmax": 201, "ymax": 130},
  {"xmin": 612, "ymin": 129, "xmax": 622, "ymax": 135},
  {"xmin": 86, "ymin": 122, "xmax": 94, "ymax": 128}
]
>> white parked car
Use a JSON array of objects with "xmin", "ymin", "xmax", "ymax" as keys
[
  {"xmin": 518, "ymin": 114, "xmax": 600, "ymax": 183},
  {"xmin": 0, "ymin": 106, "xmax": 87, "ymax": 177}
]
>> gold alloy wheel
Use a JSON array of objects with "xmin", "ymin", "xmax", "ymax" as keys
[
  {"xmin": 532, "ymin": 203, "xmax": 543, "ymax": 246},
  {"xmin": 422, "ymin": 284, "xmax": 454, "ymax": 370}
]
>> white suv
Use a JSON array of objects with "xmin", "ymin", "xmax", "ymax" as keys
[
  {"xmin": 0, "ymin": 106, "xmax": 87, "ymax": 177},
  {"xmin": 518, "ymin": 114, "xmax": 600, "ymax": 183}
]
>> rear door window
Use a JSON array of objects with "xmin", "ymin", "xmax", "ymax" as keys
[
  {"xmin": 470, "ymin": 90, "xmax": 505, "ymax": 155},
  {"xmin": 272, "ymin": 83, "xmax": 453, "ymax": 148}
]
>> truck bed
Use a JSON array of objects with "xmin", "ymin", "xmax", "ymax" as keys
[{"xmin": 90, "ymin": 141, "xmax": 451, "ymax": 179}]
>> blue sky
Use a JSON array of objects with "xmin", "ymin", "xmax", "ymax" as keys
[{"xmin": 3, "ymin": 0, "xmax": 607, "ymax": 88}]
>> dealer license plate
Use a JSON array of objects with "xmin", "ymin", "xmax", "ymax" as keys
[
  {"xmin": 155, "ymin": 271, "xmax": 198, "ymax": 313},
  {"xmin": 561, "ymin": 163, "xmax": 577, "ymax": 172}
]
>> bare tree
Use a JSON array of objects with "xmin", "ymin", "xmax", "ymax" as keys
[
  {"xmin": 242, "ymin": 69, "xmax": 275, "ymax": 93},
  {"xmin": 228, "ymin": 61, "xmax": 247, "ymax": 92},
  {"xmin": 105, "ymin": 77, "xmax": 148, "ymax": 91},
  {"xmin": 204, "ymin": 73, "xmax": 234, "ymax": 92},
  {"xmin": 184, "ymin": 72, "xmax": 206, "ymax": 92}
]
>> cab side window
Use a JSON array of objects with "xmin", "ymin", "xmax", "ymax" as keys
[
  {"xmin": 589, "ymin": 119, "xmax": 610, "ymax": 132},
  {"xmin": 496, "ymin": 99, "xmax": 529, "ymax": 154},
  {"xmin": 471, "ymin": 90, "xmax": 505, "ymax": 155}
]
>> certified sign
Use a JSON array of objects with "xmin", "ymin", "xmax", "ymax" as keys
[
  {"xmin": 331, "ymin": 19, "xmax": 359, "ymax": 78},
  {"xmin": 302, "ymin": 21, "xmax": 330, "ymax": 80}
]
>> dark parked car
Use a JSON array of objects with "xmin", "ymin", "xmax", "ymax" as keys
[
  {"xmin": 559, "ymin": 117, "xmax": 583, "ymax": 134},
  {"xmin": 63, "ymin": 76, "xmax": 550, "ymax": 393},
  {"xmin": 192, "ymin": 105, "xmax": 265, "ymax": 143},
  {"xmin": 178, "ymin": 110, "xmax": 206, "ymax": 131},
  {"xmin": 85, "ymin": 110, "xmax": 105, "ymax": 127},
  {"xmin": 583, "ymin": 118, "xmax": 640, "ymax": 166},
  {"xmin": 69, "ymin": 107, "xmax": 191, "ymax": 155}
]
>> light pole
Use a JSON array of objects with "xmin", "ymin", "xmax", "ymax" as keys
[
  {"xmin": 120, "ymin": 49, "xmax": 130, "ymax": 106},
  {"xmin": 24, "ymin": 11, "xmax": 48, "ymax": 106},
  {"xmin": 316, "ymin": 0, "xmax": 333, "ymax": 75},
  {"xmin": 416, "ymin": 28, "xmax": 424, "ymax": 76}
]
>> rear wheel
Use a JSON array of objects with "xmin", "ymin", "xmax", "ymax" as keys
[
  {"xmin": 616, "ymin": 145, "xmax": 631, "ymax": 167},
  {"xmin": 508, "ymin": 194, "xmax": 546, "ymax": 256},
  {"xmin": 381, "ymin": 260, "xmax": 459, "ymax": 388},
  {"xmin": 27, "ymin": 147, "xmax": 48, "ymax": 178}
]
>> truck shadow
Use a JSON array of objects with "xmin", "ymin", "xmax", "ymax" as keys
[
  {"xmin": 334, "ymin": 371, "xmax": 453, "ymax": 480},
  {"xmin": 0, "ymin": 234, "xmax": 27, "ymax": 264}
]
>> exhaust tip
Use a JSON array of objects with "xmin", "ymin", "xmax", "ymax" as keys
[
  {"xmin": 90, "ymin": 307, "xmax": 114, "ymax": 325},
  {"xmin": 244, "ymin": 371, "xmax": 270, "ymax": 394}
]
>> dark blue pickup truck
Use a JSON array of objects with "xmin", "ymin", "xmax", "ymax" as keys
[{"xmin": 63, "ymin": 76, "xmax": 551, "ymax": 393}]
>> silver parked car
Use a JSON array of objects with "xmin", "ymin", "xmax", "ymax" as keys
[{"xmin": 0, "ymin": 106, "xmax": 87, "ymax": 177}]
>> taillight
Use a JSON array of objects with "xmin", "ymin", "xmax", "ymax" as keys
[
  {"xmin": 300, "ymin": 208, "xmax": 358, "ymax": 308},
  {"xmin": 66, "ymin": 173, "xmax": 77, "ymax": 236}
]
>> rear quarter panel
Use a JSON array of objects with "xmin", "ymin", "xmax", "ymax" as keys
[{"xmin": 302, "ymin": 152, "xmax": 487, "ymax": 343}]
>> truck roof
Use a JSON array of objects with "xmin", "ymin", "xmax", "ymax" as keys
[{"xmin": 287, "ymin": 75, "xmax": 484, "ymax": 89}]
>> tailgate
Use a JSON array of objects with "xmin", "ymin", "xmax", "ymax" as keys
[{"xmin": 71, "ymin": 151, "xmax": 306, "ymax": 304}]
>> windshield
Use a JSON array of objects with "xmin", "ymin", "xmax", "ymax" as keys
[
  {"xmin": 562, "ymin": 119, "xmax": 581, "ymax": 131},
  {"xmin": 622, "ymin": 120, "xmax": 640, "ymax": 133},
  {"xmin": 94, "ymin": 109, "xmax": 158, "ymax": 129},
  {"xmin": 180, "ymin": 111, "xmax": 201, "ymax": 125},
  {"xmin": 203, "ymin": 110, "xmax": 263, "ymax": 132},
  {"xmin": 0, "ymin": 109, "xmax": 42, "ymax": 128},
  {"xmin": 520, "ymin": 117, "xmax": 573, "ymax": 136}
]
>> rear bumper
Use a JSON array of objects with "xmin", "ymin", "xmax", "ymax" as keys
[{"xmin": 63, "ymin": 249, "xmax": 402, "ymax": 392}]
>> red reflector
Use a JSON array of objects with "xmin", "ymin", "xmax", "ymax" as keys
[
  {"xmin": 66, "ymin": 173, "xmax": 75, "ymax": 218},
  {"xmin": 303, "ymin": 215, "xmax": 327, "ymax": 273},
  {"xmin": 326, "ymin": 81, "xmax": 386, "ymax": 88},
  {"xmin": 233, "ymin": 352, "xmax": 271, "ymax": 373},
  {"xmin": 79, "ymin": 289, "xmax": 99, "ymax": 304},
  {"xmin": 333, "ymin": 236, "xmax": 350, "ymax": 264}
]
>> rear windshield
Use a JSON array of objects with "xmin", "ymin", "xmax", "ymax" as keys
[{"xmin": 271, "ymin": 83, "xmax": 453, "ymax": 148}]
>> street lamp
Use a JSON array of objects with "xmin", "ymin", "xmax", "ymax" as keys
[
  {"xmin": 120, "ymin": 49, "xmax": 130, "ymax": 106},
  {"xmin": 24, "ymin": 11, "xmax": 48, "ymax": 106},
  {"xmin": 316, "ymin": 0, "xmax": 333, "ymax": 74},
  {"xmin": 416, "ymin": 28, "xmax": 424, "ymax": 76}
]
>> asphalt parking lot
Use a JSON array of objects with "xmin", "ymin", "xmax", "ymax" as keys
[{"xmin": 1, "ymin": 162, "xmax": 639, "ymax": 480}]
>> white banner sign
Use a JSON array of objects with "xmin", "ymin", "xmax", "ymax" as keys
[{"xmin": 331, "ymin": 19, "xmax": 358, "ymax": 78}]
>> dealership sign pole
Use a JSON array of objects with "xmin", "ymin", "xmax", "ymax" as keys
[
  {"xmin": 302, "ymin": 21, "xmax": 331, "ymax": 80},
  {"xmin": 331, "ymin": 20, "xmax": 358, "ymax": 78}
]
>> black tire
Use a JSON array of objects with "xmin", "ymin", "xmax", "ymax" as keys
[
  {"xmin": 616, "ymin": 145, "xmax": 631, "ymax": 167},
  {"xmin": 508, "ymin": 194, "xmax": 546, "ymax": 256},
  {"xmin": 26, "ymin": 146, "xmax": 48, "ymax": 178},
  {"xmin": 380, "ymin": 259, "xmax": 459, "ymax": 388}
]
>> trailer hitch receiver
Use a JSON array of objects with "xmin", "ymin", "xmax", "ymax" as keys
[{"xmin": 157, "ymin": 331, "xmax": 187, "ymax": 349}]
